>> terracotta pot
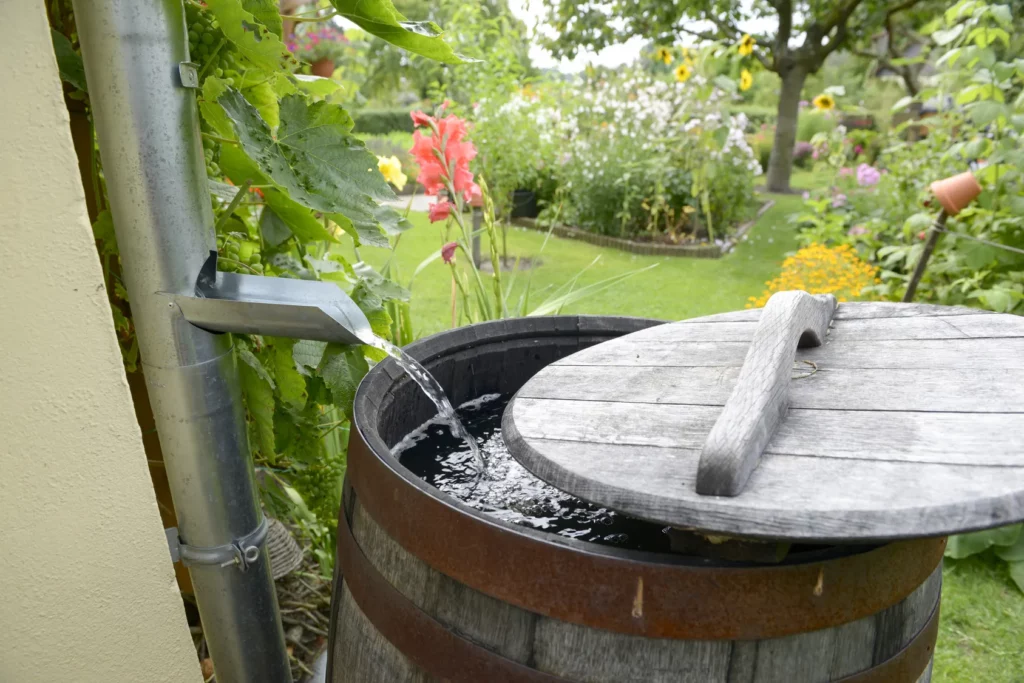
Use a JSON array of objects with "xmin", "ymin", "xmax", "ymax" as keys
[
  {"xmin": 310, "ymin": 58, "xmax": 335, "ymax": 78},
  {"xmin": 930, "ymin": 171, "xmax": 982, "ymax": 216}
]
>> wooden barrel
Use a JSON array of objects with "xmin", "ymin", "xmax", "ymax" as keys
[{"xmin": 329, "ymin": 317, "xmax": 944, "ymax": 683}]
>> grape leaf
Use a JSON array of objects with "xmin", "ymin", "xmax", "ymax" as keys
[
  {"xmin": 243, "ymin": 81, "xmax": 280, "ymax": 129},
  {"xmin": 219, "ymin": 144, "xmax": 338, "ymax": 244},
  {"xmin": 206, "ymin": 0, "xmax": 297, "ymax": 72},
  {"xmin": 239, "ymin": 355, "xmax": 276, "ymax": 462},
  {"xmin": 50, "ymin": 30, "xmax": 88, "ymax": 92},
  {"xmin": 318, "ymin": 344, "xmax": 369, "ymax": 418},
  {"xmin": 218, "ymin": 89, "xmax": 394, "ymax": 242},
  {"xmin": 330, "ymin": 0, "xmax": 465, "ymax": 64},
  {"xmin": 200, "ymin": 77, "xmax": 236, "ymax": 139},
  {"xmin": 291, "ymin": 74, "xmax": 344, "ymax": 98},
  {"xmin": 351, "ymin": 281, "xmax": 394, "ymax": 340},
  {"xmin": 92, "ymin": 210, "xmax": 118, "ymax": 258},
  {"xmin": 237, "ymin": 346, "xmax": 276, "ymax": 389},
  {"xmin": 242, "ymin": 0, "xmax": 283, "ymax": 37},
  {"xmin": 271, "ymin": 338, "xmax": 308, "ymax": 412},
  {"xmin": 293, "ymin": 340, "xmax": 329, "ymax": 373}
]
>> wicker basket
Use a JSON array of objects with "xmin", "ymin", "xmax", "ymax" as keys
[{"xmin": 266, "ymin": 516, "xmax": 304, "ymax": 580}]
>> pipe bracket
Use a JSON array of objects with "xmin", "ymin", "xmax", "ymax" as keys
[
  {"xmin": 167, "ymin": 517, "xmax": 269, "ymax": 571},
  {"xmin": 178, "ymin": 62, "xmax": 200, "ymax": 88}
]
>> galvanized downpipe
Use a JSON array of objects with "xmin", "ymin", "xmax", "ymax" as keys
[{"xmin": 72, "ymin": 1, "xmax": 292, "ymax": 681}]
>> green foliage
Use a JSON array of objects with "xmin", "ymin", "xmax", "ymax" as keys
[
  {"xmin": 356, "ymin": 0, "xmax": 532, "ymax": 102},
  {"xmin": 353, "ymin": 106, "xmax": 415, "ymax": 134},
  {"xmin": 72, "ymin": 0, "xmax": 464, "ymax": 569},
  {"xmin": 946, "ymin": 525, "xmax": 1024, "ymax": 591},
  {"xmin": 330, "ymin": 0, "xmax": 466, "ymax": 64},
  {"xmin": 49, "ymin": 29, "xmax": 87, "ymax": 92},
  {"xmin": 796, "ymin": 111, "xmax": 840, "ymax": 142},
  {"xmin": 792, "ymin": 0, "xmax": 1024, "ymax": 316},
  {"xmin": 205, "ymin": 0, "xmax": 297, "ymax": 72},
  {"xmin": 511, "ymin": 65, "xmax": 760, "ymax": 241}
]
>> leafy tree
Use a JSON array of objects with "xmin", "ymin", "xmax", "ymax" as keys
[
  {"xmin": 358, "ymin": 0, "xmax": 533, "ymax": 102},
  {"xmin": 539, "ymin": 0, "xmax": 929, "ymax": 192}
]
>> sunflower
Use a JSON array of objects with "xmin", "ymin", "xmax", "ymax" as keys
[
  {"xmin": 654, "ymin": 46, "xmax": 673, "ymax": 65},
  {"xmin": 813, "ymin": 93, "xmax": 836, "ymax": 111},
  {"xmin": 739, "ymin": 69, "xmax": 753, "ymax": 91},
  {"xmin": 674, "ymin": 63, "xmax": 692, "ymax": 83},
  {"xmin": 738, "ymin": 34, "xmax": 756, "ymax": 57}
]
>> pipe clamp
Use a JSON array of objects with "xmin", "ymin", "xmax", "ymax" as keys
[{"xmin": 167, "ymin": 517, "xmax": 269, "ymax": 571}]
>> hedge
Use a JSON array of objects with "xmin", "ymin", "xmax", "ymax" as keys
[{"xmin": 352, "ymin": 107, "xmax": 415, "ymax": 135}]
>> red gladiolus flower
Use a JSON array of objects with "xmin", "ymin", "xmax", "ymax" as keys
[
  {"xmin": 441, "ymin": 241, "xmax": 458, "ymax": 264},
  {"xmin": 410, "ymin": 110, "xmax": 434, "ymax": 128},
  {"xmin": 410, "ymin": 114, "xmax": 481, "ymax": 202},
  {"xmin": 429, "ymin": 201, "xmax": 455, "ymax": 223}
]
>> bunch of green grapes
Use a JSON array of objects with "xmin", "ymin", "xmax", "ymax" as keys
[
  {"xmin": 290, "ymin": 458, "xmax": 346, "ymax": 528},
  {"xmin": 184, "ymin": 2, "xmax": 242, "ymax": 85},
  {"xmin": 201, "ymin": 131, "xmax": 221, "ymax": 178},
  {"xmin": 217, "ymin": 232, "xmax": 263, "ymax": 274}
]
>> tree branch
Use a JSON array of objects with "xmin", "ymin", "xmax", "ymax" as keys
[{"xmin": 674, "ymin": 23, "xmax": 773, "ymax": 70}]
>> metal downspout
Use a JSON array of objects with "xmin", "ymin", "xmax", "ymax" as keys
[{"xmin": 72, "ymin": 1, "xmax": 292, "ymax": 680}]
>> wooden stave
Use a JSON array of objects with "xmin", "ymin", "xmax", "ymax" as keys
[{"xmin": 331, "ymin": 494, "xmax": 940, "ymax": 683}]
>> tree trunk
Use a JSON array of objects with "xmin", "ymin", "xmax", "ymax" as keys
[{"xmin": 766, "ymin": 65, "xmax": 808, "ymax": 194}]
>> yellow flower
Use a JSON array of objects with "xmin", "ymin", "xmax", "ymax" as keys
[
  {"xmin": 738, "ymin": 34, "xmax": 756, "ymax": 57},
  {"xmin": 674, "ymin": 63, "xmax": 692, "ymax": 83},
  {"xmin": 377, "ymin": 155, "xmax": 407, "ymax": 191},
  {"xmin": 739, "ymin": 69, "xmax": 753, "ymax": 91},
  {"xmin": 813, "ymin": 93, "xmax": 836, "ymax": 111},
  {"xmin": 654, "ymin": 47, "xmax": 673, "ymax": 65},
  {"xmin": 747, "ymin": 243, "xmax": 878, "ymax": 308}
]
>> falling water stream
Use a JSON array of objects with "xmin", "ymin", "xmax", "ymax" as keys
[{"xmin": 370, "ymin": 338, "xmax": 485, "ymax": 470}]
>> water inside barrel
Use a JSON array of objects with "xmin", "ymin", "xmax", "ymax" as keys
[{"xmin": 394, "ymin": 393, "xmax": 673, "ymax": 553}]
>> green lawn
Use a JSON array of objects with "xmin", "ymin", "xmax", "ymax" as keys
[
  {"xmin": 348, "ymin": 177, "xmax": 1024, "ymax": 681},
  {"xmin": 357, "ymin": 194, "xmax": 805, "ymax": 338}
]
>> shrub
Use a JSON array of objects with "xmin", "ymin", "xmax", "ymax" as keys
[
  {"xmin": 789, "ymin": 1, "xmax": 1024, "ymax": 318},
  {"xmin": 353, "ymin": 107, "xmax": 415, "ymax": 135},
  {"xmin": 471, "ymin": 90, "xmax": 560, "ymax": 216},
  {"xmin": 554, "ymin": 69, "xmax": 760, "ymax": 240},
  {"xmin": 726, "ymin": 103, "xmax": 776, "ymax": 131},
  {"xmin": 797, "ymin": 110, "xmax": 839, "ymax": 142}
]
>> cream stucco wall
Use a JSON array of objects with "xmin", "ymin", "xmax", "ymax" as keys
[{"xmin": 0, "ymin": 2, "xmax": 201, "ymax": 681}]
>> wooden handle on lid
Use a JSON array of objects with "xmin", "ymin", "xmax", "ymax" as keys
[{"xmin": 696, "ymin": 291, "xmax": 837, "ymax": 497}]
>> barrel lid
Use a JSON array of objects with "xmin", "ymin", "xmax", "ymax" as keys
[{"xmin": 502, "ymin": 297, "xmax": 1024, "ymax": 542}]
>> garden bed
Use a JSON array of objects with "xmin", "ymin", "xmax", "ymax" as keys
[{"xmin": 511, "ymin": 200, "xmax": 774, "ymax": 259}]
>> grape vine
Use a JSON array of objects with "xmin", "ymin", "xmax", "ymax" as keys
[{"xmin": 54, "ymin": 0, "xmax": 465, "ymax": 572}]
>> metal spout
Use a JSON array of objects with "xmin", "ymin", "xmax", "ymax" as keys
[{"xmin": 175, "ymin": 252, "xmax": 375, "ymax": 346}]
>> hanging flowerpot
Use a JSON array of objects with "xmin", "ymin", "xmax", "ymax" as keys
[
  {"xmin": 930, "ymin": 171, "xmax": 982, "ymax": 216},
  {"xmin": 310, "ymin": 58, "xmax": 335, "ymax": 78}
]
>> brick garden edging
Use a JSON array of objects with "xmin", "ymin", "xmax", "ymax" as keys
[{"xmin": 511, "ymin": 200, "xmax": 774, "ymax": 259}]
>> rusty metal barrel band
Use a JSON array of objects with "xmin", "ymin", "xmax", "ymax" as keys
[
  {"xmin": 337, "ymin": 494, "xmax": 938, "ymax": 683},
  {"xmin": 337, "ymin": 501, "xmax": 572, "ymax": 683},
  {"xmin": 840, "ymin": 601, "xmax": 939, "ymax": 682},
  {"xmin": 346, "ymin": 431, "xmax": 946, "ymax": 641}
]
